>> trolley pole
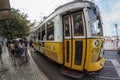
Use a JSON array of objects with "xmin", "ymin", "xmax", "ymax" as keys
[{"xmin": 115, "ymin": 23, "xmax": 118, "ymax": 48}]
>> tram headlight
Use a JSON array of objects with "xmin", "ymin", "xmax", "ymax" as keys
[{"xmin": 93, "ymin": 40, "xmax": 99, "ymax": 47}]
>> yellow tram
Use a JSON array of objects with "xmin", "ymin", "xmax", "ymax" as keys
[{"xmin": 31, "ymin": 0, "xmax": 105, "ymax": 77}]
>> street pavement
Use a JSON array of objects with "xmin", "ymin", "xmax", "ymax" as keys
[{"xmin": 0, "ymin": 46, "xmax": 48, "ymax": 80}]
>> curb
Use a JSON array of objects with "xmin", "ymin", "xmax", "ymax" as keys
[{"xmin": 27, "ymin": 48, "xmax": 49, "ymax": 80}]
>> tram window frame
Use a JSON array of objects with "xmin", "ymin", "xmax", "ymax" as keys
[
  {"xmin": 39, "ymin": 27, "xmax": 42, "ymax": 40},
  {"xmin": 72, "ymin": 12, "xmax": 84, "ymax": 36},
  {"xmin": 42, "ymin": 25, "xmax": 46, "ymax": 41},
  {"xmin": 38, "ymin": 32, "xmax": 41, "ymax": 40},
  {"xmin": 64, "ymin": 16, "xmax": 70, "ymax": 37},
  {"xmin": 35, "ymin": 31, "xmax": 38, "ymax": 41},
  {"xmin": 88, "ymin": 8, "xmax": 103, "ymax": 36},
  {"xmin": 37, "ymin": 31, "xmax": 39, "ymax": 41},
  {"xmin": 37, "ymin": 28, "xmax": 40, "ymax": 40},
  {"xmin": 47, "ymin": 20, "xmax": 54, "ymax": 40},
  {"xmin": 33, "ymin": 33, "xmax": 35, "ymax": 41}
]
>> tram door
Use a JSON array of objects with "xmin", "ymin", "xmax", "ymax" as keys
[{"xmin": 63, "ymin": 12, "xmax": 86, "ymax": 70}]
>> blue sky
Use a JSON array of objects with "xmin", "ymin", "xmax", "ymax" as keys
[
  {"xmin": 96, "ymin": 0, "xmax": 120, "ymax": 37},
  {"xmin": 9, "ymin": 0, "xmax": 120, "ymax": 37}
]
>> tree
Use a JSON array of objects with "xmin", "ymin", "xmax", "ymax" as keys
[{"xmin": 0, "ymin": 8, "xmax": 34, "ymax": 39}]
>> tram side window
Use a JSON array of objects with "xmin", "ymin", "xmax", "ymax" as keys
[
  {"xmin": 38, "ymin": 32, "xmax": 41, "ymax": 40},
  {"xmin": 40, "ymin": 32, "xmax": 42, "ymax": 40},
  {"xmin": 47, "ymin": 21, "xmax": 54, "ymax": 40},
  {"xmin": 33, "ymin": 36, "xmax": 35, "ymax": 41},
  {"xmin": 88, "ymin": 9, "xmax": 103, "ymax": 36},
  {"xmin": 72, "ymin": 13, "xmax": 84, "ymax": 36},
  {"xmin": 41, "ymin": 25, "xmax": 46, "ymax": 41},
  {"xmin": 64, "ymin": 16, "xmax": 70, "ymax": 37},
  {"xmin": 42, "ymin": 31, "xmax": 45, "ymax": 40},
  {"xmin": 40, "ymin": 28, "xmax": 42, "ymax": 40},
  {"xmin": 37, "ymin": 31, "xmax": 39, "ymax": 41},
  {"xmin": 35, "ymin": 32, "xmax": 38, "ymax": 41}
]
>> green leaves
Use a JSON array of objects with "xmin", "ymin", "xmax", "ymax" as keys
[{"xmin": 0, "ymin": 8, "xmax": 33, "ymax": 39}]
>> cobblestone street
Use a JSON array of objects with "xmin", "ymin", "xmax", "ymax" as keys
[{"xmin": 0, "ymin": 46, "xmax": 47, "ymax": 80}]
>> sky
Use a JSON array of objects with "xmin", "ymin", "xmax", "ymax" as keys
[{"xmin": 9, "ymin": 0, "xmax": 120, "ymax": 37}]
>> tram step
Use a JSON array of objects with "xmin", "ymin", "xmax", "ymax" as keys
[{"xmin": 61, "ymin": 67, "xmax": 83, "ymax": 79}]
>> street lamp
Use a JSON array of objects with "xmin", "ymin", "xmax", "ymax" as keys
[{"xmin": 115, "ymin": 23, "xmax": 118, "ymax": 48}]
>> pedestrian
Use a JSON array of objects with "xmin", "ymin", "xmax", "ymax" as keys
[
  {"xmin": 23, "ymin": 39, "xmax": 28, "ymax": 63},
  {"xmin": 7, "ymin": 40, "xmax": 12, "ymax": 56},
  {"xmin": 10, "ymin": 41, "xmax": 16, "ymax": 65},
  {"xmin": 19, "ymin": 40, "xmax": 26, "ymax": 64},
  {"xmin": 0, "ymin": 43, "xmax": 3, "ymax": 64},
  {"xmin": 23, "ymin": 38, "xmax": 28, "ymax": 47},
  {"xmin": 14, "ymin": 41, "xmax": 23, "ymax": 67}
]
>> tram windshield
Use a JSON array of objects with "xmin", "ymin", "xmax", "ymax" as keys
[{"xmin": 88, "ymin": 8, "xmax": 103, "ymax": 36}]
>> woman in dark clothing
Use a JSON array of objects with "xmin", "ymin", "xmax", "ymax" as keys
[{"xmin": 13, "ymin": 41, "xmax": 22, "ymax": 67}]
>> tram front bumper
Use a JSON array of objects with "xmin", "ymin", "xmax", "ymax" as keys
[{"xmin": 86, "ymin": 58, "xmax": 105, "ymax": 72}]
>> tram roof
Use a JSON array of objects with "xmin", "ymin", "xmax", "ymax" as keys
[
  {"xmin": 55, "ymin": 0, "xmax": 95, "ymax": 11},
  {"xmin": 34, "ymin": 0, "xmax": 97, "ymax": 32}
]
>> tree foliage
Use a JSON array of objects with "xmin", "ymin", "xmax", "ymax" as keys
[{"xmin": 0, "ymin": 8, "xmax": 34, "ymax": 39}]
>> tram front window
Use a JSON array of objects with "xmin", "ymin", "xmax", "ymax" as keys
[
  {"xmin": 72, "ymin": 13, "xmax": 84, "ymax": 36},
  {"xmin": 88, "ymin": 8, "xmax": 103, "ymax": 36}
]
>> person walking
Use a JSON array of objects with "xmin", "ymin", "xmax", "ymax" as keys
[
  {"xmin": 7, "ymin": 40, "xmax": 12, "ymax": 57},
  {"xmin": 10, "ymin": 40, "xmax": 16, "ymax": 65},
  {"xmin": 23, "ymin": 39, "xmax": 28, "ymax": 63},
  {"xmin": 19, "ymin": 40, "xmax": 25, "ymax": 64},
  {"xmin": 14, "ymin": 41, "xmax": 23, "ymax": 67}
]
